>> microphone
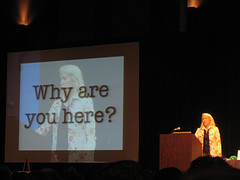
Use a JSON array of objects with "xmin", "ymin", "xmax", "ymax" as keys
[
  {"xmin": 173, "ymin": 127, "xmax": 181, "ymax": 131},
  {"xmin": 171, "ymin": 127, "xmax": 181, "ymax": 133}
]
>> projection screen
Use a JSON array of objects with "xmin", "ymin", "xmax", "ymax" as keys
[{"xmin": 5, "ymin": 42, "xmax": 139, "ymax": 163}]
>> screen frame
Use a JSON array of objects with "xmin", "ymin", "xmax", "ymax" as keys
[{"xmin": 5, "ymin": 42, "xmax": 139, "ymax": 163}]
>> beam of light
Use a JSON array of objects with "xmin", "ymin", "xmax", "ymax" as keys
[
  {"xmin": 17, "ymin": 0, "xmax": 31, "ymax": 26},
  {"xmin": 188, "ymin": 0, "xmax": 202, "ymax": 8}
]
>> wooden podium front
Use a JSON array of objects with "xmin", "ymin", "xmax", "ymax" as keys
[{"xmin": 160, "ymin": 133, "xmax": 202, "ymax": 172}]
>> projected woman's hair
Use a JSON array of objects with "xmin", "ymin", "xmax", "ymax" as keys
[{"xmin": 59, "ymin": 64, "xmax": 85, "ymax": 94}]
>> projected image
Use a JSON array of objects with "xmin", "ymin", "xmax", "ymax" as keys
[
  {"xmin": 34, "ymin": 64, "xmax": 96, "ymax": 153},
  {"xmin": 19, "ymin": 57, "xmax": 124, "ymax": 161},
  {"xmin": 5, "ymin": 43, "xmax": 139, "ymax": 163}
]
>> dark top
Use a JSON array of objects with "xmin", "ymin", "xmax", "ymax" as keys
[
  {"xmin": 203, "ymin": 129, "xmax": 210, "ymax": 155},
  {"xmin": 56, "ymin": 103, "xmax": 69, "ymax": 161}
]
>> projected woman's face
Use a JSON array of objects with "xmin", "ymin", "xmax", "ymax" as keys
[
  {"xmin": 60, "ymin": 73, "xmax": 74, "ymax": 88},
  {"xmin": 202, "ymin": 115, "xmax": 210, "ymax": 128}
]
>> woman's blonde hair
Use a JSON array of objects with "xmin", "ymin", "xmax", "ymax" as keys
[
  {"xmin": 200, "ymin": 113, "xmax": 216, "ymax": 129},
  {"xmin": 59, "ymin": 64, "xmax": 85, "ymax": 94}
]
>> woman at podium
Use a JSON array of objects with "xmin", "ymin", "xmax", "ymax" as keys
[{"xmin": 195, "ymin": 113, "xmax": 222, "ymax": 157}]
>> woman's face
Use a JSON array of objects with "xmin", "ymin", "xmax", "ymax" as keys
[
  {"xmin": 60, "ymin": 73, "xmax": 74, "ymax": 88},
  {"xmin": 202, "ymin": 115, "xmax": 210, "ymax": 128}
]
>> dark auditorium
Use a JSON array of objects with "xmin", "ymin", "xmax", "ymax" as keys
[{"xmin": 1, "ymin": 0, "xmax": 240, "ymax": 180}]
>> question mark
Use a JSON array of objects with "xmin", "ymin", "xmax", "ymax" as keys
[{"xmin": 105, "ymin": 106, "xmax": 116, "ymax": 122}]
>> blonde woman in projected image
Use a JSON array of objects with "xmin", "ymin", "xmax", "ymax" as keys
[
  {"xmin": 195, "ymin": 113, "xmax": 222, "ymax": 157},
  {"xmin": 35, "ymin": 64, "xmax": 96, "ymax": 162}
]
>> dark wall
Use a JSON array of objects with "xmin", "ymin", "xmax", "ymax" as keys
[{"xmin": 2, "ymin": 0, "xmax": 240, "ymax": 172}]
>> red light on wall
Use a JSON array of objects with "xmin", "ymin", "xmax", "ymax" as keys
[
  {"xmin": 18, "ymin": 0, "xmax": 31, "ymax": 26},
  {"xmin": 188, "ymin": 0, "xmax": 202, "ymax": 8}
]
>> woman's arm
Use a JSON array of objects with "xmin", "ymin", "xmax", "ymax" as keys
[
  {"xmin": 35, "ymin": 100, "xmax": 60, "ymax": 135},
  {"xmin": 215, "ymin": 127, "xmax": 222, "ymax": 157}
]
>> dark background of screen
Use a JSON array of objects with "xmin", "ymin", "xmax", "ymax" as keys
[{"xmin": 1, "ymin": 0, "xmax": 240, "ymax": 173}]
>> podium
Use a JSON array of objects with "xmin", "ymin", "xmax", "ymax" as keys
[{"xmin": 160, "ymin": 133, "xmax": 202, "ymax": 172}]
